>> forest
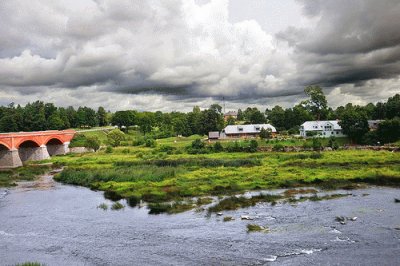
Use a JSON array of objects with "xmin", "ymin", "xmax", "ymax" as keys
[{"xmin": 0, "ymin": 86, "xmax": 399, "ymax": 144}]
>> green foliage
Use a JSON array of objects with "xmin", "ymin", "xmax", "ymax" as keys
[
  {"xmin": 15, "ymin": 263, "xmax": 44, "ymax": 266},
  {"xmin": 259, "ymin": 127, "xmax": 272, "ymax": 139},
  {"xmin": 84, "ymin": 136, "xmax": 100, "ymax": 152},
  {"xmin": 327, "ymin": 136, "xmax": 339, "ymax": 150},
  {"xmin": 303, "ymin": 85, "xmax": 328, "ymax": 120},
  {"xmin": 339, "ymin": 106, "xmax": 369, "ymax": 143},
  {"xmin": 107, "ymin": 129, "xmax": 125, "ymax": 147},
  {"xmin": 105, "ymin": 146, "xmax": 113, "ymax": 153},
  {"xmin": 377, "ymin": 117, "xmax": 400, "ymax": 144},
  {"xmin": 111, "ymin": 110, "xmax": 135, "ymax": 129},
  {"xmin": 248, "ymin": 140, "xmax": 258, "ymax": 152},
  {"xmin": 111, "ymin": 202, "xmax": 124, "ymax": 210},
  {"xmin": 312, "ymin": 138, "xmax": 323, "ymax": 151},
  {"xmin": 272, "ymin": 143, "xmax": 284, "ymax": 151},
  {"xmin": 213, "ymin": 141, "xmax": 224, "ymax": 152},
  {"xmin": 97, "ymin": 203, "xmax": 108, "ymax": 210},
  {"xmin": 145, "ymin": 138, "xmax": 157, "ymax": 148}
]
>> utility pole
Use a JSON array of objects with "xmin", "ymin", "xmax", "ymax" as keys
[{"xmin": 223, "ymin": 96, "xmax": 225, "ymax": 114}]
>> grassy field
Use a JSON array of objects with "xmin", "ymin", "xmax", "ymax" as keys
[
  {"xmin": 50, "ymin": 139, "xmax": 400, "ymax": 206},
  {"xmin": 2, "ymin": 132, "xmax": 399, "ymax": 214}
]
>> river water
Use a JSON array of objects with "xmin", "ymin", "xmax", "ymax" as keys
[{"xmin": 0, "ymin": 174, "xmax": 399, "ymax": 266}]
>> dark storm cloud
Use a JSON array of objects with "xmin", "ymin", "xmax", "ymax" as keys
[
  {"xmin": 278, "ymin": 0, "xmax": 400, "ymax": 90},
  {"xmin": 0, "ymin": 0, "xmax": 399, "ymax": 111}
]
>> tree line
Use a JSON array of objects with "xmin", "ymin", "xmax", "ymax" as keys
[{"xmin": 0, "ymin": 86, "xmax": 399, "ymax": 144}]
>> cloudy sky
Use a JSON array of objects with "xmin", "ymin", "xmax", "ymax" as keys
[{"xmin": 0, "ymin": 0, "xmax": 399, "ymax": 111}]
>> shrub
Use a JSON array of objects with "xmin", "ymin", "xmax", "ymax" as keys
[
  {"xmin": 328, "ymin": 136, "xmax": 339, "ymax": 150},
  {"xmin": 312, "ymin": 138, "xmax": 323, "ymax": 151},
  {"xmin": 191, "ymin": 139, "xmax": 205, "ymax": 149},
  {"xmin": 105, "ymin": 146, "xmax": 113, "ymax": 153},
  {"xmin": 107, "ymin": 128, "xmax": 125, "ymax": 147},
  {"xmin": 272, "ymin": 143, "xmax": 284, "ymax": 151},
  {"xmin": 259, "ymin": 128, "xmax": 272, "ymax": 139},
  {"xmin": 145, "ymin": 138, "xmax": 157, "ymax": 148},
  {"xmin": 84, "ymin": 136, "xmax": 100, "ymax": 152},
  {"xmin": 122, "ymin": 148, "xmax": 130, "ymax": 154},
  {"xmin": 157, "ymin": 145, "xmax": 176, "ymax": 154},
  {"xmin": 132, "ymin": 138, "xmax": 145, "ymax": 146},
  {"xmin": 248, "ymin": 140, "xmax": 258, "ymax": 152},
  {"xmin": 213, "ymin": 141, "xmax": 224, "ymax": 152}
]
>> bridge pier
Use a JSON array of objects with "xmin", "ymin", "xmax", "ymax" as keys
[
  {"xmin": 47, "ymin": 142, "xmax": 70, "ymax": 156},
  {"xmin": 0, "ymin": 149, "xmax": 23, "ymax": 168},
  {"xmin": 19, "ymin": 145, "xmax": 51, "ymax": 162}
]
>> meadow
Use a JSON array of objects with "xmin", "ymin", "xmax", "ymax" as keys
[{"xmin": 51, "ymin": 133, "xmax": 400, "ymax": 208}]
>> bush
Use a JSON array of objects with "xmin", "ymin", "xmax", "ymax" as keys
[
  {"xmin": 145, "ymin": 138, "xmax": 157, "ymax": 148},
  {"xmin": 132, "ymin": 138, "xmax": 145, "ymax": 146},
  {"xmin": 248, "ymin": 140, "xmax": 258, "ymax": 152},
  {"xmin": 191, "ymin": 139, "xmax": 205, "ymax": 149},
  {"xmin": 107, "ymin": 129, "xmax": 125, "ymax": 147},
  {"xmin": 157, "ymin": 145, "xmax": 176, "ymax": 154},
  {"xmin": 105, "ymin": 146, "xmax": 113, "ymax": 153},
  {"xmin": 272, "ymin": 143, "xmax": 284, "ymax": 151},
  {"xmin": 84, "ymin": 136, "xmax": 100, "ymax": 152},
  {"xmin": 213, "ymin": 141, "xmax": 224, "ymax": 152},
  {"xmin": 259, "ymin": 128, "xmax": 272, "ymax": 139},
  {"xmin": 312, "ymin": 138, "xmax": 323, "ymax": 151},
  {"xmin": 327, "ymin": 136, "xmax": 339, "ymax": 150}
]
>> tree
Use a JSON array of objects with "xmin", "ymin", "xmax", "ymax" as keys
[
  {"xmin": 137, "ymin": 112, "xmax": 154, "ymax": 136},
  {"xmin": 385, "ymin": 94, "xmax": 400, "ymax": 119},
  {"xmin": 376, "ymin": 117, "xmax": 400, "ymax": 144},
  {"xmin": 107, "ymin": 129, "xmax": 125, "ymax": 147},
  {"xmin": 111, "ymin": 110, "xmax": 136, "ymax": 130},
  {"xmin": 226, "ymin": 116, "xmax": 236, "ymax": 125},
  {"xmin": 259, "ymin": 127, "xmax": 272, "ymax": 139},
  {"xmin": 248, "ymin": 139, "xmax": 258, "ymax": 152},
  {"xmin": 303, "ymin": 85, "xmax": 328, "ymax": 120},
  {"xmin": 97, "ymin": 107, "xmax": 108, "ymax": 127},
  {"xmin": 48, "ymin": 111, "xmax": 65, "ymax": 130},
  {"xmin": 339, "ymin": 107, "xmax": 369, "ymax": 143},
  {"xmin": 84, "ymin": 136, "xmax": 101, "ymax": 152},
  {"xmin": 266, "ymin": 106, "xmax": 285, "ymax": 130}
]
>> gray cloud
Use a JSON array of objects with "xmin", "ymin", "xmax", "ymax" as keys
[{"xmin": 0, "ymin": 0, "xmax": 399, "ymax": 111}]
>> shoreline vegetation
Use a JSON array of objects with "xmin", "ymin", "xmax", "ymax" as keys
[
  {"xmin": 52, "ymin": 135, "xmax": 400, "ymax": 213},
  {"xmin": 1, "ymin": 134, "xmax": 400, "ymax": 214}
]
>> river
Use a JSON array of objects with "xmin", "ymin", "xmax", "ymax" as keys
[{"xmin": 0, "ymin": 173, "xmax": 399, "ymax": 265}]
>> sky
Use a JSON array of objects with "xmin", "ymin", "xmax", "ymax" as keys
[{"xmin": 0, "ymin": 0, "xmax": 399, "ymax": 112}]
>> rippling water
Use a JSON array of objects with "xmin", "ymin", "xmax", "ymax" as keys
[{"xmin": 0, "ymin": 175, "xmax": 399, "ymax": 265}]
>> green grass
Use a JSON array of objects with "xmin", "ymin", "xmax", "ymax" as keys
[
  {"xmin": 0, "ymin": 165, "xmax": 52, "ymax": 187},
  {"xmin": 52, "ymin": 148, "xmax": 400, "ymax": 207}
]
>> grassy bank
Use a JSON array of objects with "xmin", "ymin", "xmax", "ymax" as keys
[
  {"xmin": 52, "ymin": 147, "xmax": 400, "ymax": 205},
  {"xmin": 0, "ymin": 165, "xmax": 52, "ymax": 187}
]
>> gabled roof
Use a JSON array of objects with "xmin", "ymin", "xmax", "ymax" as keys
[
  {"xmin": 224, "ymin": 124, "xmax": 277, "ymax": 134},
  {"xmin": 300, "ymin": 121, "xmax": 342, "ymax": 131}
]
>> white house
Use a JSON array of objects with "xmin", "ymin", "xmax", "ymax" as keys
[
  {"xmin": 220, "ymin": 124, "xmax": 277, "ymax": 139},
  {"xmin": 299, "ymin": 121, "xmax": 346, "ymax": 138}
]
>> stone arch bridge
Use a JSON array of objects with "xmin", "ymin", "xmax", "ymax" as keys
[{"xmin": 0, "ymin": 130, "xmax": 75, "ymax": 168}]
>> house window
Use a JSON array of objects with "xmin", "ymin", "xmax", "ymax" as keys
[
  {"xmin": 238, "ymin": 127, "xmax": 243, "ymax": 132},
  {"xmin": 336, "ymin": 131, "xmax": 339, "ymax": 134}
]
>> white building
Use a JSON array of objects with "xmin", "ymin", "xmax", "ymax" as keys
[
  {"xmin": 299, "ymin": 121, "xmax": 346, "ymax": 138},
  {"xmin": 220, "ymin": 124, "xmax": 277, "ymax": 139}
]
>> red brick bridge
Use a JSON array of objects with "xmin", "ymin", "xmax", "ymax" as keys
[{"xmin": 0, "ymin": 130, "xmax": 76, "ymax": 168}]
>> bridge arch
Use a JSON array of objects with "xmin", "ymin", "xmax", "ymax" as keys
[
  {"xmin": 16, "ymin": 139, "xmax": 41, "ymax": 149},
  {"xmin": 0, "ymin": 141, "xmax": 11, "ymax": 151},
  {"xmin": 18, "ymin": 140, "xmax": 50, "ymax": 162},
  {"xmin": 46, "ymin": 138, "xmax": 68, "ymax": 156}
]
